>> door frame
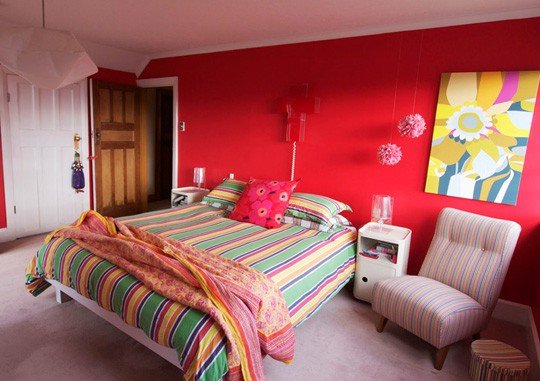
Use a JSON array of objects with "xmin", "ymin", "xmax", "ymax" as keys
[
  {"xmin": 0, "ymin": 69, "xmax": 90, "ymax": 242},
  {"xmin": 136, "ymin": 77, "xmax": 179, "ymax": 191}
]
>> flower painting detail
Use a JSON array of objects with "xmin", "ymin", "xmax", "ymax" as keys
[{"xmin": 425, "ymin": 71, "xmax": 540, "ymax": 205}]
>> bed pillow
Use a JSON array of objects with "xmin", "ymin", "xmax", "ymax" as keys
[
  {"xmin": 282, "ymin": 213, "xmax": 353, "ymax": 232},
  {"xmin": 229, "ymin": 178, "xmax": 299, "ymax": 228},
  {"xmin": 201, "ymin": 179, "xmax": 247, "ymax": 211},
  {"xmin": 285, "ymin": 193, "xmax": 352, "ymax": 225}
]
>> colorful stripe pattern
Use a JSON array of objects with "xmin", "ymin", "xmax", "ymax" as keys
[
  {"xmin": 372, "ymin": 275, "xmax": 488, "ymax": 348},
  {"xmin": 285, "ymin": 193, "xmax": 352, "ymax": 225},
  {"xmin": 372, "ymin": 208, "xmax": 520, "ymax": 349},
  {"xmin": 418, "ymin": 208, "xmax": 520, "ymax": 311},
  {"xmin": 282, "ymin": 213, "xmax": 352, "ymax": 233},
  {"xmin": 26, "ymin": 204, "xmax": 356, "ymax": 380},
  {"xmin": 469, "ymin": 339, "xmax": 530, "ymax": 381},
  {"xmin": 47, "ymin": 210, "xmax": 295, "ymax": 381},
  {"xmin": 200, "ymin": 179, "xmax": 353, "ymax": 229},
  {"xmin": 201, "ymin": 179, "xmax": 246, "ymax": 211}
]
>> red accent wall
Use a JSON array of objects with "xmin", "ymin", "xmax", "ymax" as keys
[
  {"xmin": 90, "ymin": 67, "xmax": 137, "ymax": 86},
  {"xmin": 140, "ymin": 18, "xmax": 540, "ymax": 328}
]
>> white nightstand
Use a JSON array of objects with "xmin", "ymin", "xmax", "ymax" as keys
[
  {"xmin": 171, "ymin": 187, "xmax": 209, "ymax": 207},
  {"xmin": 353, "ymin": 222, "xmax": 411, "ymax": 303}
]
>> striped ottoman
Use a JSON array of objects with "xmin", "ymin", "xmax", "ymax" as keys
[{"xmin": 469, "ymin": 339, "xmax": 530, "ymax": 381}]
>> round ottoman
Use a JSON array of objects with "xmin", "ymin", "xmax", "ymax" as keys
[{"xmin": 469, "ymin": 339, "xmax": 531, "ymax": 381}]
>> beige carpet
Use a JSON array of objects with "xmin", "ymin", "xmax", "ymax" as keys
[{"xmin": 0, "ymin": 234, "xmax": 533, "ymax": 380}]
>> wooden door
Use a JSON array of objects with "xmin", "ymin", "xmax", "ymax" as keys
[
  {"xmin": 92, "ymin": 80, "xmax": 146, "ymax": 217},
  {"xmin": 7, "ymin": 74, "xmax": 90, "ymax": 237}
]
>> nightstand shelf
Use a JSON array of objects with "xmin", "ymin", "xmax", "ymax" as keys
[
  {"xmin": 353, "ymin": 222, "xmax": 411, "ymax": 303},
  {"xmin": 171, "ymin": 187, "xmax": 209, "ymax": 207}
]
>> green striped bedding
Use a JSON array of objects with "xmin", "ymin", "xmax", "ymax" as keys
[{"xmin": 26, "ymin": 204, "xmax": 356, "ymax": 380}]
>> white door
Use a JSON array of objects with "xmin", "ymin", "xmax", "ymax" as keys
[{"xmin": 7, "ymin": 75, "xmax": 90, "ymax": 238}]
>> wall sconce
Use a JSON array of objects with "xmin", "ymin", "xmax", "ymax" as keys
[
  {"xmin": 276, "ymin": 84, "xmax": 320, "ymax": 143},
  {"xmin": 276, "ymin": 84, "xmax": 320, "ymax": 180}
]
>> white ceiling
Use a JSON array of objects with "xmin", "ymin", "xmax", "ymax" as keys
[{"xmin": 1, "ymin": 0, "xmax": 540, "ymax": 73}]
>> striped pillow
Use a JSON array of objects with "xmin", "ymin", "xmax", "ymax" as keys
[
  {"xmin": 282, "ymin": 214, "xmax": 353, "ymax": 232},
  {"xmin": 202, "ymin": 181, "xmax": 353, "ymax": 227},
  {"xmin": 285, "ymin": 193, "xmax": 352, "ymax": 225},
  {"xmin": 201, "ymin": 179, "xmax": 246, "ymax": 211}
]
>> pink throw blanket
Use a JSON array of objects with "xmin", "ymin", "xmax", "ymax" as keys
[{"xmin": 45, "ymin": 210, "xmax": 295, "ymax": 380}]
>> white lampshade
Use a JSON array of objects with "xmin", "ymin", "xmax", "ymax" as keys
[
  {"xmin": 0, "ymin": 26, "xmax": 98, "ymax": 90},
  {"xmin": 193, "ymin": 167, "xmax": 206, "ymax": 187}
]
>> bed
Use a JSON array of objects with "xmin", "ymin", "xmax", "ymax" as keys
[{"xmin": 25, "ymin": 180, "xmax": 356, "ymax": 381}]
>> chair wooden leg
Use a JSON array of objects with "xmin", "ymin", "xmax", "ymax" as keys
[
  {"xmin": 434, "ymin": 346, "xmax": 449, "ymax": 370},
  {"xmin": 376, "ymin": 316, "xmax": 388, "ymax": 333}
]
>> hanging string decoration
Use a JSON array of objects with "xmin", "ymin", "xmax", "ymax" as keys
[
  {"xmin": 377, "ymin": 143, "xmax": 402, "ymax": 165},
  {"xmin": 377, "ymin": 34, "xmax": 404, "ymax": 166},
  {"xmin": 398, "ymin": 113, "xmax": 426, "ymax": 138}
]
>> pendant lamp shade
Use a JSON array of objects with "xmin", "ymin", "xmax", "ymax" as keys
[{"xmin": 0, "ymin": 26, "xmax": 98, "ymax": 89}]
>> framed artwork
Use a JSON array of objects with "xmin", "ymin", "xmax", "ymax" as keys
[{"xmin": 425, "ymin": 71, "xmax": 540, "ymax": 205}]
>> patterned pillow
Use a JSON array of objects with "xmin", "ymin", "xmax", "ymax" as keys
[
  {"xmin": 285, "ymin": 193, "xmax": 352, "ymax": 225},
  {"xmin": 229, "ymin": 178, "xmax": 299, "ymax": 228},
  {"xmin": 201, "ymin": 179, "xmax": 246, "ymax": 211}
]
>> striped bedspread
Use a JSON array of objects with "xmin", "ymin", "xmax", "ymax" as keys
[{"xmin": 26, "ymin": 204, "xmax": 356, "ymax": 381}]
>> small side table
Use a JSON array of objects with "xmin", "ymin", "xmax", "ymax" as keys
[
  {"xmin": 353, "ymin": 222, "xmax": 411, "ymax": 303},
  {"xmin": 171, "ymin": 187, "xmax": 209, "ymax": 207},
  {"xmin": 469, "ymin": 339, "xmax": 530, "ymax": 381}
]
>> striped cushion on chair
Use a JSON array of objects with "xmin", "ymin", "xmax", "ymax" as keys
[{"xmin": 372, "ymin": 275, "xmax": 489, "ymax": 348}]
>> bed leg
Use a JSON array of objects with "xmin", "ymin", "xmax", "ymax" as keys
[{"xmin": 55, "ymin": 287, "xmax": 73, "ymax": 304}]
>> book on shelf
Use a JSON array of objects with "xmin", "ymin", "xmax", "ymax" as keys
[
  {"xmin": 376, "ymin": 241, "xmax": 397, "ymax": 255},
  {"xmin": 361, "ymin": 248, "xmax": 380, "ymax": 258},
  {"xmin": 361, "ymin": 242, "xmax": 398, "ymax": 263}
]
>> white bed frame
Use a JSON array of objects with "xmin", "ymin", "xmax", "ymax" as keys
[{"xmin": 49, "ymin": 279, "xmax": 182, "ymax": 370}]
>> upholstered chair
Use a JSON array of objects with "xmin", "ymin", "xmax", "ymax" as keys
[{"xmin": 371, "ymin": 208, "xmax": 521, "ymax": 370}]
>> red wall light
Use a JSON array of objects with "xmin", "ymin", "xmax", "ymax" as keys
[{"xmin": 276, "ymin": 84, "xmax": 320, "ymax": 142}]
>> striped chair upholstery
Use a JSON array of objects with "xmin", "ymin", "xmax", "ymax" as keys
[{"xmin": 371, "ymin": 208, "xmax": 521, "ymax": 370}]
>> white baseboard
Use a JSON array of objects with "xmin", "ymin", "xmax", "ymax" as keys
[{"xmin": 493, "ymin": 299, "xmax": 539, "ymax": 378}]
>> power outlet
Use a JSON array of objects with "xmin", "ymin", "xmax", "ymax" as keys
[{"xmin": 179, "ymin": 121, "xmax": 186, "ymax": 131}]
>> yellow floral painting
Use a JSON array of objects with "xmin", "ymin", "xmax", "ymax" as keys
[{"xmin": 425, "ymin": 71, "xmax": 540, "ymax": 205}]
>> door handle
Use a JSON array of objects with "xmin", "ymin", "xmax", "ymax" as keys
[{"xmin": 95, "ymin": 130, "xmax": 101, "ymax": 145}]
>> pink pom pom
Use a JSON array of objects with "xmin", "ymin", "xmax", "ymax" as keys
[
  {"xmin": 377, "ymin": 143, "xmax": 402, "ymax": 165},
  {"xmin": 398, "ymin": 114, "xmax": 426, "ymax": 138}
]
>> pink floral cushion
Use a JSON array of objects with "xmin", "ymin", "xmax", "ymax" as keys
[{"xmin": 228, "ymin": 178, "xmax": 299, "ymax": 228}]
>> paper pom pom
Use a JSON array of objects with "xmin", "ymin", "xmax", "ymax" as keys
[
  {"xmin": 377, "ymin": 143, "xmax": 402, "ymax": 165},
  {"xmin": 398, "ymin": 114, "xmax": 426, "ymax": 138}
]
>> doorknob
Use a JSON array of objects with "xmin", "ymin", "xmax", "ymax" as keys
[
  {"xmin": 95, "ymin": 130, "xmax": 101, "ymax": 145},
  {"xmin": 74, "ymin": 133, "xmax": 81, "ymax": 150}
]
